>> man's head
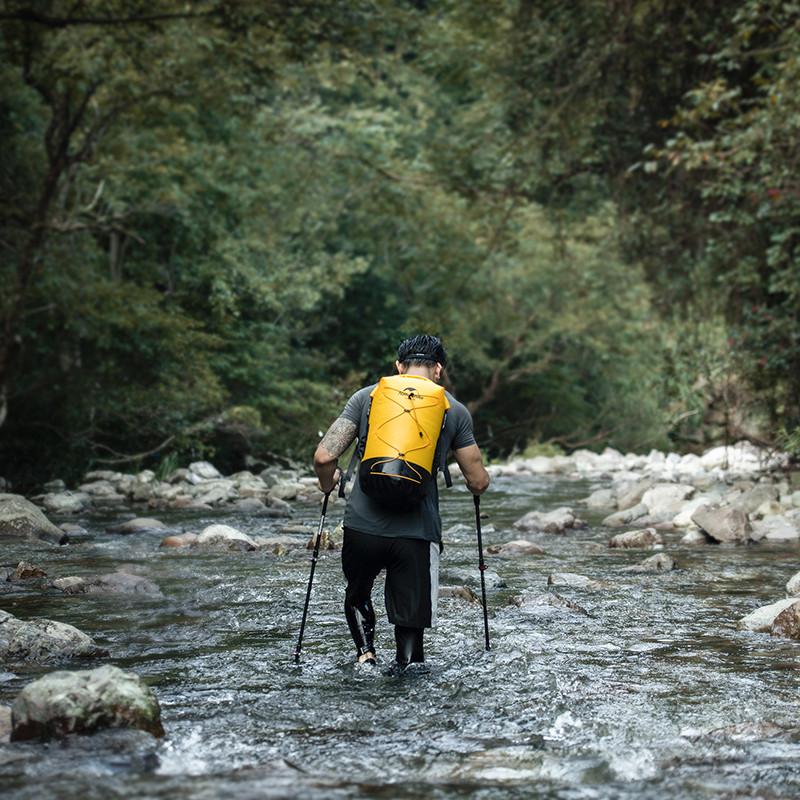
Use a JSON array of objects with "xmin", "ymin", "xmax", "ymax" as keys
[{"xmin": 395, "ymin": 334, "xmax": 448, "ymax": 381}]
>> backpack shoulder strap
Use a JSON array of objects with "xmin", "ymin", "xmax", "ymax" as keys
[
  {"xmin": 338, "ymin": 398, "xmax": 371, "ymax": 499},
  {"xmin": 435, "ymin": 409, "xmax": 453, "ymax": 488}
]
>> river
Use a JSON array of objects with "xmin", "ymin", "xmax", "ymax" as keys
[{"xmin": 2, "ymin": 472, "xmax": 800, "ymax": 798}]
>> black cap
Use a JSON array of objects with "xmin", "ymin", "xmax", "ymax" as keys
[{"xmin": 397, "ymin": 335, "xmax": 448, "ymax": 367}]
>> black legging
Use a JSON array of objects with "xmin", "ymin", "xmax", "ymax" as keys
[{"xmin": 344, "ymin": 589, "xmax": 376, "ymax": 657}]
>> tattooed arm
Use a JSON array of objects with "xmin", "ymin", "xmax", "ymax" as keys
[{"xmin": 313, "ymin": 417, "xmax": 358, "ymax": 493}]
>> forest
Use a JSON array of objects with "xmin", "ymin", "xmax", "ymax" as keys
[{"xmin": 1, "ymin": 0, "xmax": 799, "ymax": 487}]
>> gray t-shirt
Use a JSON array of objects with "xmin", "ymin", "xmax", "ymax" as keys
[{"xmin": 340, "ymin": 383, "xmax": 476, "ymax": 543}]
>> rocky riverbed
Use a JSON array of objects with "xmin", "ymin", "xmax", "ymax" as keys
[{"xmin": 1, "ymin": 441, "xmax": 800, "ymax": 798}]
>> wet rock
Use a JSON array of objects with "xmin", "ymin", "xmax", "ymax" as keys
[
  {"xmin": 691, "ymin": 505, "xmax": 752, "ymax": 544},
  {"xmin": 601, "ymin": 503, "xmax": 648, "ymax": 528},
  {"xmin": 624, "ymin": 553, "xmax": 676, "ymax": 573},
  {"xmin": 268, "ymin": 482, "xmax": 306, "ymax": 502},
  {"xmin": 615, "ymin": 479, "xmax": 655, "ymax": 511},
  {"xmin": 732, "ymin": 484, "xmax": 779, "ymax": 515},
  {"xmin": 90, "ymin": 572, "xmax": 162, "ymax": 596},
  {"xmin": 231, "ymin": 497, "xmax": 271, "ymax": 515},
  {"xmin": 43, "ymin": 479, "xmax": 66, "ymax": 492},
  {"xmin": 608, "ymin": 528, "xmax": 663, "ymax": 549},
  {"xmin": 583, "ymin": 488, "xmax": 616, "ymax": 509},
  {"xmin": 509, "ymin": 591, "xmax": 589, "ymax": 616},
  {"xmin": 439, "ymin": 585, "xmax": 481, "ymax": 604},
  {"xmin": 191, "ymin": 479, "xmax": 237, "ymax": 506},
  {"xmin": 681, "ymin": 529, "xmax": 712, "ymax": 544},
  {"xmin": 159, "ymin": 533, "xmax": 198, "ymax": 548},
  {"xmin": 0, "ymin": 704, "xmax": 10, "ymax": 742},
  {"xmin": 786, "ymin": 571, "xmax": 800, "ymax": 597},
  {"xmin": 440, "ymin": 567, "xmax": 505, "ymax": 590},
  {"xmin": 0, "ymin": 610, "xmax": 107, "ymax": 663},
  {"xmin": 235, "ymin": 479, "xmax": 269, "ymax": 500},
  {"xmin": 107, "ymin": 517, "xmax": 169, "ymax": 535},
  {"xmin": 737, "ymin": 598, "xmax": 800, "ymax": 632},
  {"xmin": 485, "ymin": 540, "xmax": 545, "ymax": 557},
  {"xmin": 0, "ymin": 494, "xmax": 68, "ymax": 544},
  {"xmin": 306, "ymin": 527, "xmax": 339, "ymax": 551},
  {"xmin": 166, "ymin": 468, "xmax": 191, "ymax": 484},
  {"xmin": 253, "ymin": 535, "xmax": 307, "ymax": 554},
  {"xmin": 187, "ymin": 461, "xmax": 222, "ymax": 482},
  {"xmin": 77, "ymin": 480, "xmax": 122, "ymax": 499},
  {"xmin": 750, "ymin": 515, "xmax": 800, "ymax": 542},
  {"xmin": 264, "ymin": 497, "xmax": 292, "ymax": 516},
  {"xmin": 195, "ymin": 524, "xmax": 257, "ymax": 551},
  {"xmin": 641, "ymin": 483, "xmax": 695, "ymax": 517},
  {"xmin": 8, "ymin": 561, "xmax": 48, "ymax": 581},
  {"xmin": 41, "ymin": 491, "xmax": 91, "ymax": 514},
  {"xmin": 513, "ymin": 507, "xmax": 584, "ymax": 534},
  {"xmin": 10, "ymin": 665, "xmax": 164, "ymax": 741},
  {"xmin": 672, "ymin": 496, "xmax": 717, "ymax": 528},
  {"xmin": 769, "ymin": 601, "xmax": 800, "ymax": 640},
  {"xmin": 52, "ymin": 577, "xmax": 88, "ymax": 594},
  {"xmin": 59, "ymin": 522, "xmax": 87, "ymax": 536},
  {"xmin": 547, "ymin": 572, "xmax": 608, "ymax": 590}
]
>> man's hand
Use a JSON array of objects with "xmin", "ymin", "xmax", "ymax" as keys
[
  {"xmin": 318, "ymin": 467, "xmax": 341, "ymax": 495},
  {"xmin": 453, "ymin": 444, "xmax": 490, "ymax": 495},
  {"xmin": 314, "ymin": 417, "xmax": 357, "ymax": 495}
]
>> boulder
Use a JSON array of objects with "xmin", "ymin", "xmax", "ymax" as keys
[
  {"xmin": 439, "ymin": 567, "xmax": 505, "ymax": 590},
  {"xmin": 0, "ymin": 704, "xmax": 10, "ymax": 742},
  {"xmin": 750, "ymin": 515, "xmax": 800, "ymax": 542},
  {"xmin": 641, "ymin": 484, "xmax": 695, "ymax": 517},
  {"xmin": 196, "ymin": 524, "xmax": 257, "ymax": 551},
  {"xmin": 10, "ymin": 665, "xmax": 164, "ymax": 741},
  {"xmin": 43, "ymin": 479, "xmax": 66, "ymax": 492},
  {"xmin": 41, "ymin": 491, "xmax": 91, "ymax": 514},
  {"xmin": 691, "ymin": 506, "xmax": 752, "ymax": 544},
  {"xmin": 187, "ymin": 461, "xmax": 222, "ymax": 482},
  {"xmin": 107, "ymin": 517, "xmax": 169, "ymax": 535},
  {"xmin": 732, "ymin": 484, "xmax": 779, "ymax": 515},
  {"xmin": 608, "ymin": 528, "xmax": 663, "ymax": 549},
  {"xmin": 52, "ymin": 577, "xmax": 88, "ymax": 594},
  {"xmin": 159, "ymin": 533, "xmax": 198, "ymax": 548},
  {"xmin": 547, "ymin": 573, "xmax": 608, "ymax": 590},
  {"xmin": 306, "ymin": 528, "xmax": 339, "ymax": 551},
  {"xmin": 624, "ymin": 553, "xmax": 676, "ymax": 573},
  {"xmin": 737, "ymin": 598, "xmax": 800, "ymax": 632},
  {"xmin": 77, "ymin": 480, "xmax": 121, "ymax": 499},
  {"xmin": 0, "ymin": 610, "xmax": 107, "ymax": 663},
  {"xmin": 0, "ymin": 494, "xmax": 68, "ymax": 544},
  {"xmin": 601, "ymin": 503, "xmax": 648, "ymax": 528},
  {"xmin": 786, "ymin": 571, "xmax": 800, "ymax": 597},
  {"xmin": 439, "ymin": 585, "xmax": 481, "ymax": 604},
  {"xmin": 583, "ymin": 488, "xmax": 617, "ymax": 510},
  {"xmin": 681, "ymin": 529, "xmax": 712, "ymax": 544},
  {"xmin": 485, "ymin": 539, "xmax": 544, "ymax": 557},
  {"xmin": 191, "ymin": 479, "xmax": 237, "ymax": 506},
  {"xmin": 513, "ymin": 507, "xmax": 585, "ymax": 534},
  {"xmin": 616, "ymin": 479, "xmax": 655, "ymax": 511},
  {"xmin": 268, "ymin": 482, "xmax": 306, "ymax": 502},
  {"xmin": 770, "ymin": 601, "xmax": 800, "ymax": 640},
  {"xmin": 252, "ymin": 535, "xmax": 307, "ymax": 554},
  {"xmin": 232, "ymin": 497, "xmax": 271, "ymax": 515},
  {"xmin": 672, "ymin": 496, "xmax": 717, "ymax": 528},
  {"xmin": 53, "ymin": 572, "xmax": 162, "ymax": 597},
  {"xmin": 8, "ymin": 561, "xmax": 48, "ymax": 581},
  {"xmin": 59, "ymin": 522, "xmax": 87, "ymax": 535},
  {"xmin": 509, "ymin": 591, "xmax": 589, "ymax": 616}
]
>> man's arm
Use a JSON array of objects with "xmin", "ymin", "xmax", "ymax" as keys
[
  {"xmin": 314, "ymin": 417, "xmax": 358, "ymax": 493},
  {"xmin": 453, "ymin": 444, "xmax": 490, "ymax": 495}
]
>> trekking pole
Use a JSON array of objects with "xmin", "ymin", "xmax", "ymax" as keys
[
  {"xmin": 473, "ymin": 494, "xmax": 491, "ymax": 651},
  {"xmin": 293, "ymin": 491, "xmax": 331, "ymax": 664}
]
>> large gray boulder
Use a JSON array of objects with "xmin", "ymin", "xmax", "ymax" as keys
[
  {"xmin": 737, "ymin": 598, "xmax": 800, "ymax": 632},
  {"xmin": 0, "ymin": 610, "xmax": 107, "ymax": 663},
  {"xmin": 513, "ymin": 507, "xmax": 585, "ymax": 534},
  {"xmin": 196, "ymin": 524, "xmax": 257, "ymax": 551},
  {"xmin": 10, "ymin": 665, "xmax": 164, "ymax": 741},
  {"xmin": 608, "ymin": 528, "xmax": 663, "ymax": 549},
  {"xmin": 691, "ymin": 505, "xmax": 753, "ymax": 544},
  {"xmin": 0, "ymin": 494, "xmax": 68, "ymax": 544}
]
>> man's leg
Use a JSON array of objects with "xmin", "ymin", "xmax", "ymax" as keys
[
  {"xmin": 342, "ymin": 528, "xmax": 385, "ymax": 662},
  {"xmin": 385, "ymin": 538, "xmax": 439, "ymax": 667}
]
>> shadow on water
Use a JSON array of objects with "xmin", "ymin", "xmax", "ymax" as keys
[{"xmin": 2, "ymin": 476, "xmax": 800, "ymax": 798}]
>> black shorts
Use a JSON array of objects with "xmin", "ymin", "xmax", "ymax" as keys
[{"xmin": 341, "ymin": 527, "xmax": 440, "ymax": 629}]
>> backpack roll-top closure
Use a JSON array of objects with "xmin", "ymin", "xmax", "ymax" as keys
[{"xmin": 359, "ymin": 375, "xmax": 449, "ymax": 509}]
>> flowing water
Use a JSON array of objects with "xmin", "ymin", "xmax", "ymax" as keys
[{"xmin": 2, "ymin": 474, "xmax": 800, "ymax": 799}]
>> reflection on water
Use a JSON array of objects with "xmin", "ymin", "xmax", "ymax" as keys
[{"xmin": 2, "ymin": 475, "xmax": 800, "ymax": 798}]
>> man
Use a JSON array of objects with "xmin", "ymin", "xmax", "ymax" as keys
[{"xmin": 314, "ymin": 334, "xmax": 490, "ymax": 670}]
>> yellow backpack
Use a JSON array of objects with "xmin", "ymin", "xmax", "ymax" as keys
[{"xmin": 343, "ymin": 375, "xmax": 451, "ymax": 509}]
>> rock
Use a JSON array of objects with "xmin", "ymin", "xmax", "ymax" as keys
[
  {"xmin": 691, "ymin": 506, "xmax": 752, "ymax": 544},
  {"xmin": 0, "ymin": 610, "xmax": 107, "ymax": 663},
  {"xmin": 485, "ymin": 539, "xmax": 545, "ymax": 557},
  {"xmin": 624, "ymin": 553, "xmax": 676, "ymax": 573},
  {"xmin": 750, "ymin": 515, "xmax": 800, "ymax": 542},
  {"xmin": 439, "ymin": 585, "xmax": 481, "ymax": 604},
  {"xmin": 43, "ymin": 479, "xmax": 66, "ymax": 492},
  {"xmin": 513, "ymin": 507, "xmax": 585, "ymax": 534},
  {"xmin": 583, "ymin": 488, "xmax": 617, "ymax": 510},
  {"xmin": 253, "ymin": 535, "xmax": 307, "ymax": 554},
  {"xmin": 0, "ymin": 494, "xmax": 68, "ymax": 544},
  {"xmin": 268, "ymin": 482, "xmax": 306, "ymax": 502},
  {"xmin": 608, "ymin": 528, "xmax": 663, "ymax": 549},
  {"xmin": 616, "ymin": 479, "xmax": 655, "ymax": 511},
  {"xmin": 0, "ymin": 704, "xmax": 10, "ymax": 742},
  {"xmin": 265, "ymin": 496, "xmax": 292, "ymax": 515},
  {"xmin": 439, "ymin": 567, "xmax": 505, "ymax": 590},
  {"xmin": 41, "ymin": 491, "xmax": 91, "ymax": 514},
  {"xmin": 786, "ymin": 571, "xmax": 800, "ymax": 597},
  {"xmin": 166, "ymin": 468, "xmax": 191, "ymax": 484},
  {"xmin": 792, "ymin": 490, "xmax": 800, "ymax": 508},
  {"xmin": 509, "ymin": 591, "xmax": 589, "ymax": 616},
  {"xmin": 196, "ymin": 524, "xmax": 257, "ymax": 551},
  {"xmin": 187, "ymin": 461, "xmax": 222, "ymax": 482},
  {"xmin": 83, "ymin": 470, "xmax": 124, "ymax": 483},
  {"xmin": 601, "ymin": 503, "xmax": 648, "ymax": 528},
  {"xmin": 641, "ymin": 483, "xmax": 695, "ymax": 517},
  {"xmin": 8, "ymin": 561, "xmax": 47, "ymax": 581},
  {"xmin": 737, "ymin": 598, "xmax": 800, "ymax": 632},
  {"xmin": 547, "ymin": 572, "xmax": 608, "ymax": 590},
  {"xmin": 89, "ymin": 572, "xmax": 162, "ymax": 596},
  {"xmin": 107, "ymin": 517, "xmax": 169, "ymax": 535},
  {"xmin": 770, "ymin": 601, "xmax": 800, "ymax": 640},
  {"xmin": 681, "ymin": 529, "xmax": 712, "ymax": 544},
  {"xmin": 59, "ymin": 522, "xmax": 87, "ymax": 535},
  {"xmin": 77, "ymin": 480, "xmax": 121, "ymax": 498},
  {"xmin": 159, "ymin": 533, "xmax": 198, "ymax": 548},
  {"xmin": 307, "ymin": 527, "xmax": 339, "ymax": 551},
  {"xmin": 191, "ymin": 479, "xmax": 237, "ymax": 506},
  {"xmin": 10, "ymin": 665, "xmax": 164, "ymax": 741},
  {"xmin": 52, "ymin": 577, "xmax": 88, "ymax": 594},
  {"xmin": 231, "ymin": 497, "xmax": 271, "ymax": 515},
  {"xmin": 672, "ymin": 496, "xmax": 717, "ymax": 528}
]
